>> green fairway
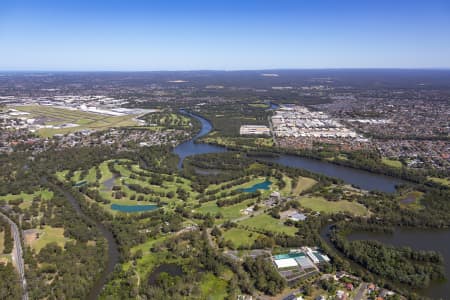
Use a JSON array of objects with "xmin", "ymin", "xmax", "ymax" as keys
[
  {"xmin": 196, "ymin": 199, "xmax": 255, "ymax": 221},
  {"xmin": 1, "ymin": 189, "xmax": 53, "ymax": 210},
  {"xmin": 381, "ymin": 157, "xmax": 403, "ymax": 168},
  {"xmin": 299, "ymin": 196, "xmax": 367, "ymax": 216},
  {"xmin": 293, "ymin": 176, "xmax": 317, "ymax": 195},
  {"xmin": 222, "ymin": 228, "xmax": 262, "ymax": 248},
  {"xmin": 14, "ymin": 105, "xmax": 139, "ymax": 137},
  {"xmin": 428, "ymin": 176, "xmax": 450, "ymax": 187},
  {"xmin": 239, "ymin": 214, "xmax": 298, "ymax": 235}
]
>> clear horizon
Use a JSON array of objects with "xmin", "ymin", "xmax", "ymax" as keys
[{"xmin": 1, "ymin": 0, "xmax": 450, "ymax": 71}]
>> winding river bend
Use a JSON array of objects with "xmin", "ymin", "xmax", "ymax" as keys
[
  {"xmin": 50, "ymin": 181, "xmax": 120, "ymax": 300},
  {"xmin": 174, "ymin": 110, "xmax": 404, "ymax": 193},
  {"xmin": 174, "ymin": 110, "xmax": 449, "ymax": 299}
]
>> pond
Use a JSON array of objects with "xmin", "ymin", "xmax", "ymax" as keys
[
  {"xmin": 103, "ymin": 174, "xmax": 118, "ymax": 191},
  {"xmin": 148, "ymin": 263, "xmax": 184, "ymax": 285},
  {"xmin": 111, "ymin": 203, "xmax": 159, "ymax": 213},
  {"xmin": 240, "ymin": 180, "xmax": 272, "ymax": 192}
]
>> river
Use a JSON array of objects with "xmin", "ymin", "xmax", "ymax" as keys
[
  {"xmin": 173, "ymin": 110, "xmax": 448, "ymax": 298},
  {"xmin": 173, "ymin": 110, "xmax": 404, "ymax": 193},
  {"xmin": 49, "ymin": 181, "xmax": 120, "ymax": 300},
  {"xmin": 348, "ymin": 229, "xmax": 450, "ymax": 299}
]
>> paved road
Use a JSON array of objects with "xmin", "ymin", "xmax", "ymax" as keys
[
  {"xmin": 354, "ymin": 282, "xmax": 367, "ymax": 300},
  {"xmin": 0, "ymin": 211, "xmax": 28, "ymax": 300}
]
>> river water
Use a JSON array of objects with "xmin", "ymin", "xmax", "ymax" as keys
[
  {"xmin": 348, "ymin": 229, "xmax": 450, "ymax": 299},
  {"xmin": 173, "ymin": 110, "xmax": 448, "ymax": 298},
  {"xmin": 173, "ymin": 110, "xmax": 404, "ymax": 193}
]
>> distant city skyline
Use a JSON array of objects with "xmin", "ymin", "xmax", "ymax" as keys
[{"xmin": 1, "ymin": 0, "xmax": 450, "ymax": 71}]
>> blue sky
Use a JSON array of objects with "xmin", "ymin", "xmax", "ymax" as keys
[{"xmin": 0, "ymin": 0, "xmax": 449, "ymax": 70}]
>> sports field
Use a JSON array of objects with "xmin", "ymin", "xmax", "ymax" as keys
[
  {"xmin": 293, "ymin": 176, "xmax": 317, "ymax": 195},
  {"xmin": 14, "ymin": 105, "xmax": 139, "ymax": 137},
  {"xmin": 239, "ymin": 214, "xmax": 298, "ymax": 235},
  {"xmin": 222, "ymin": 228, "xmax": 262, "ymax": 248},
  {"xmin": 299, "ymin": 196, "xmax": 368, "ymax": 216}
]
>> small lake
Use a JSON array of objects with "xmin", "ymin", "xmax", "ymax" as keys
[
  {"xmin": 240, "ymin": 180, "xmax": 272, "ymax": 192},
  {"xmin": 103, "ymin": 174, "xmax": 118, "ymax": 191},
  {"xmin": 348, "ymin": 228, "xmax": 450, "ymax": 299},
  {"xmin": 148, "ymin": 263, "xmax": 184, "ymax": 285},
  {"xmin": 111, "ymin": 203, "xmax": 159, "ymax": 213}
]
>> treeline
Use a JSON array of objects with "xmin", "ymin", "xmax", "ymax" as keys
[
  {"xmin": 0, "ymin": 263, "xmax": 21, "ymax": 300},
  {"xmin": 20, "ymin": 186, "xmax": 108, "ymax": 299},
  {"xmin": 0, "ymin": 219, "xmax": 14, "ymax": 254},
  {"xmin": 329, "ymin": 225, "xmax": 445, "ymax": 289},
  {"xmin": 216, "ymin": 191, "xmax": 260, "ymax": 207}
]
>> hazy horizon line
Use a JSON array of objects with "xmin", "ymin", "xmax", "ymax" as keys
[{"xmin": 1, "ymin": 67, "xmax": 450, "ymax": 73}]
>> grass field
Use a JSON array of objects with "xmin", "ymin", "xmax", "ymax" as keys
[
  {"xmin": 428, "ymin": 176, "xmax": 450, "ymax": 187},
  {"xmin": 196, "ymin": 199, "xmax": 255, "ymax": 221},
  {"xmin": 30, "ymin": 226, "xmax": 72, "ymax": 252},
  {"xmin": 293, "ymin": 176, "xmax": 317, "ymax": 195},
  {"xmin": 14, "ymin": 105, "xmax": 139, "ymax": 137},
  {"xmin": 200, "ymin": 273, "xmax": 228, "ymax": 300},
  {"xmin": 248, "ymin": 103, "xmax": 269, "ymax": 108},
  {"xmin": 239, "ymin": 214, "xmax": 298, "ymax": 235},
  {"xmin": 381, "ymin": 157, "xmax": 403, "ymax": 168},
  {"xmin": 1, "ymin": 189, "xmax": 53, "ymax": 210},
  {"xmin": 299, "ymin": 196, "xmax": 367, "ymax": 216},
  {"xmin": 222, "ymin": 228, "xmax": 262, "ymax": 248}
]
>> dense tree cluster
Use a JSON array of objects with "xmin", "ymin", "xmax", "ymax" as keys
[
  {"xmin": 330, "ymin": 225, "xmax": 445, "ymax": 288},
  {"xmin": 0, "ymin": 263, "xmax": 21, "ymax": 300}
]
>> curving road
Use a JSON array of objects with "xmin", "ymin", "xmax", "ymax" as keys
[{"xmin": 0, "ymin": 211, "xmax": 28, "ymax": 300}]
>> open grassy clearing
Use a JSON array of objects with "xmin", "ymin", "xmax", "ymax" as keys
[
  {"xmin": 195, "ymin": 199, "xmax": 255, "ymax": 221},
  {"xmin": 428, "ymin": 176, "xmax": 450, "ymax": 187},
  {"xmin": 222, "ymin": 228, "xmax": 262, "ymax": 248},
  {"xmin": 29, "ymin": 226, "xmax": 72, "ymax": 253},
  {"xmin": 14, "ymin": 105, "xmax": 139, "ymax": 137},
  {"xmin": 0, "ymin": 189, "xmax": 53, "ymax": 210},
  {"xmin": 381, "ymin": 157, "xmax": 403, "ymax": 168},
  {"xmin": 299, "ymin": 196, "xmax": 368, "ymax": 216},
  {"xmin": 200, "ymin": 273, "xmax": 228, "ymax": 300},
  {"xmin": 238, "ymin": 214, "xmax": 298, "ymax": 236},
  {"xmin": 293, "ymin": 176, "xmax": 318, "ymax": 195}
]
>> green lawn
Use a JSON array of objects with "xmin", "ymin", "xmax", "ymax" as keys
[
  {"xmin": 30, "ymin": 226, "xmax": 72, "ymax": 252},
  {"xmin": 299, "ymin": 196, "xmax": 368, "ymax": 216},
  {"xmin": 200, "ymin": 273, "xmax": 228, "ymax": 300},
  {"xmin": 239, "ymin": 214, "xmax": 298, "ymax": 235},
  {"xmin": 381, "ymin": 157, "xmax": 403, "ymax": 168},
  {"xmin": 196, "ymin": 199, "xmax": 255, "ymax": 221},
  {"xmin": 222, "ymin": 228, "xmax": 262, "ymax": 248},
  {"xmin": 427, "ymin": 176, "xmax": 450, "ymax": 187},
  {"xmin": 1, "ymin": 189, "xmax": 53, "ymax": 210},
  {"xmin": 293, "ymin": 176, "xmax": 318, "ymax": 195}
]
